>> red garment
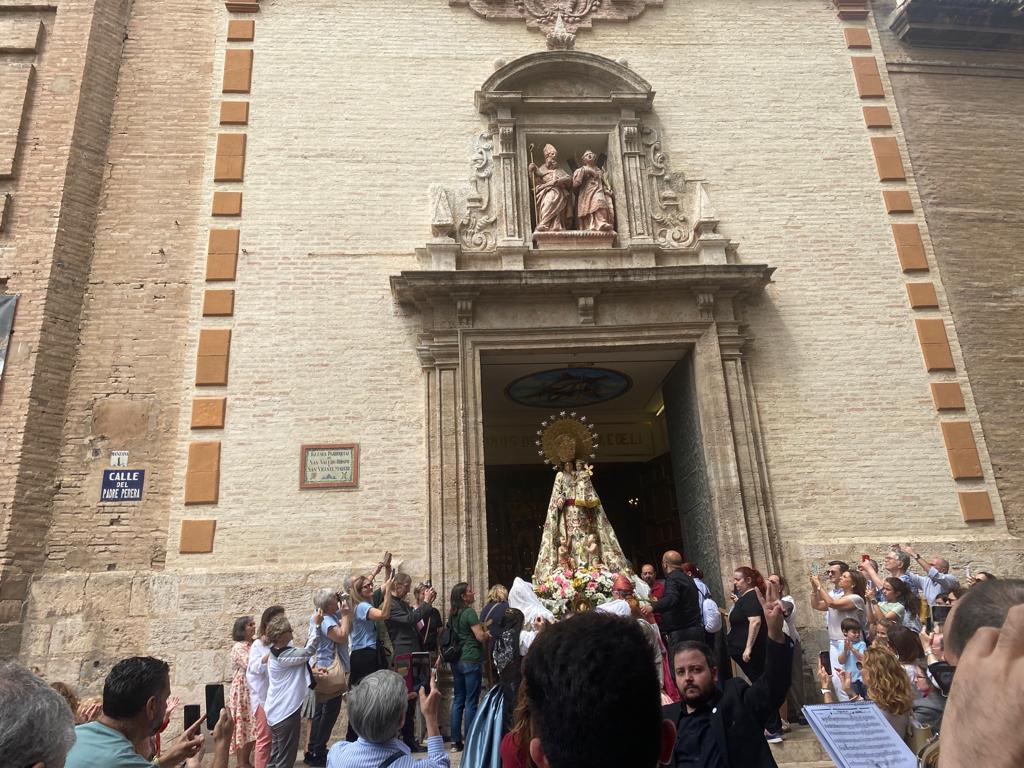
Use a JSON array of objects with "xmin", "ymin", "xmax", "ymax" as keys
[
  {"xmin": 651, "ymin": 580, "xmax": 665, "ymax": 626},
  {"xmin": 500, "ymin": 731, "xmax": 530, "ymax": 768}
]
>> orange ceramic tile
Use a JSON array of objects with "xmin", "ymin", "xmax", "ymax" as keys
[
  {"xmin": 202, "ymin": 289, "xmax": 235, "ymax": 316},
  {"xmin": 930, "ymin": 382, "xmax": 965, "ymax": 411},
  {"xmin": 198, "ymin": 329, "xmax": 232, "ymax": 357},
  {"xmin": 214, "ymin": 134, "xmax": 247, "ymax": 182},
  {"xmin": 871, "ymin": 137, "xmax": 906, "ymax": 181},
  {"xmin": 883, "ymin": 190, "xmax": 913, "ymax": 213},
  {"xmin": 893, "ymin": 224, "xmax": 928, "ymax": 272},
  {"xmin": 206, "ymin": 253, "xmax": 238, "ymax": 282},
  {"xmin": 851, "ymin": 56, "xmax": 884, "ymax": 98},
  {"xmin": 191, "ymin": 397, "xmax": 227, "ymax": 429},
  {"xmin": 915, "ymin": 318, "xmax": 955, "ymax": 371},
  {"xmin": 180, "ymin": 520, "xmax": 218, "ymax": 552},
  {"xmin": 208, "ymin": 228, "xmax": 240, "ymax": 255},
  {"xmin": 844, "ymin": 28, "xmax": 872, "ymax": 48},
  {"xmin": 940, "ymin": 421, "xmax": 983, "ymax": 479},
  {"xmin": 906, "ymin": 282, "xmax": 938, "ymax": 309},
  {"xmin": 958, "ymin": 491, "xmax": 994, "ymax": 522},
  {"xmin": 227, "ymin": 20, "xmax": 255, "ymax": 41},
  {"xmin": 863, "ymin": 106, "xmax": 892, "ymax": 128},
  {"xmin": 223, "ymin": 49, "xmax": 253, "ymax": 94},
  {"xmin": 219, "ymin": 101, "xmax": 250, "ymax": 125},
  {"xmin": 212, "ymin": 192, "xmax": 242, "ymax": 216}
]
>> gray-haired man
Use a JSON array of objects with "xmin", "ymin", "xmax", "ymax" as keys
[
  {"xmin": 0, "ymin": 661, "xmax": 75, "ymax": 768},
  {"xmin": 327, "ymin": 669, "xmax": 448, "ymax": 768}
]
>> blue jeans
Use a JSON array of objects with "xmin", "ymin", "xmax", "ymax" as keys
[{"xmin": 450, "ymin": 660, "xmax": 482, "ymax": 743}]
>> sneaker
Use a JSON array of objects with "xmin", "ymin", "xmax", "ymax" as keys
[
  {"xmin": 780, "ymin": 719, "xmax": 792, "ymax": 733},
  {"xmin": 764, "ymin": 730, "xmax": 784, "ymax": 744},
  {"xmin": 450, "ymin": 742, "xmax": 464, "ymax": 753}
]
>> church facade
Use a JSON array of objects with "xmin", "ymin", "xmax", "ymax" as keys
[{"xmin": 0, "ymin": 0, "xmax": 1022, "ymax": 699}]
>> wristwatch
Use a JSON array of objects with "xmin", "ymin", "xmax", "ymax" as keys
[{"xmin": 820, "ymin": 688, "xmax": 830, "ymax": 694}]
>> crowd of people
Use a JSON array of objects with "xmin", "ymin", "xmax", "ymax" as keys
[{"xmin": 2, "ymin": 544, "xmax": 1023, "ymax": 768}]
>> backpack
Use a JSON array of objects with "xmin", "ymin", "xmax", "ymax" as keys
[
  {"xmin": 696, "ymin": 582, "xmax": 722, "ymax": 634},
  {"xmin": 439, "ymin": 611, "xmax": 463, "ymax": 664}
]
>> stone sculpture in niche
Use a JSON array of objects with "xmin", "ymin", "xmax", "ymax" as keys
[
  {"xmin": 528, "ymin": 144, "xmax": 572, "ymax": 231},
  {"xmin": 572, "ymin": 150, "xmax": 615, "ymax": 233}
]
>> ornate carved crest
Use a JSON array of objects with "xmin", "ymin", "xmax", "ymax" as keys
[{"xmin": 449, "ymin": 0, "xmax": 664, "ymax": 49}]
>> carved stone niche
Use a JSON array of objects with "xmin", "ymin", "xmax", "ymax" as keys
[{"xmin": 418, "ymin": 51, "xmax": 738, "ymax": 271}]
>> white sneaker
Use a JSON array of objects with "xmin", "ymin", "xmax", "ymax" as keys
[{"xmin": 765, "ymin": 730, "xmax": 784, "ymax": 744}]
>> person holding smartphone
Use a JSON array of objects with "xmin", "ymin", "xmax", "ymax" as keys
[
  {"xmin": 344, "ymin": 573, "xmax": 394, "ymax": 742},
  {"xmin": 65, "ymin": 656, "xmax": 234, "ymax": 768}
]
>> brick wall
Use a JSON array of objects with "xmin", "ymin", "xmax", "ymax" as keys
[
  {"xmin": 0, "ymin": 0, "xmax": 133, "ymax": 656},
  {"xmin": 42, "ymin": 0, "xmax": 217, "ymax": 573},
  {"xmin": 6, "ymin": 0, "xmax": 1021, "ymax": 692},
  {"xmin": 874, "ymin": 0, "xmax": 1024, "ymax": 536}
]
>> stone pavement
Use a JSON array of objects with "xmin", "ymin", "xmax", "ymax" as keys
[{"xmin": 444, "ymin": 724, "xmax": 835, "ymax": 766}]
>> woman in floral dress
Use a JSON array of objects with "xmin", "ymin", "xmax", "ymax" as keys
[{"xmin": 229, "ymin": 615, "xmax": 256, "ymax": 766}]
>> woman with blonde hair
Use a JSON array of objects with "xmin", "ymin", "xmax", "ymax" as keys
[
  {"xmin": 820, "ymin": 644, "xmax": 914, "ymax": 740},
  {"xmin": 481, "ymin": 583, "xmax": 509, "ymax": 687}
]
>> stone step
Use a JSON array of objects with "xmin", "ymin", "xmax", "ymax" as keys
[{"xmin": 770, "ymin": 724, "xmax": 835, "ymax": 766}]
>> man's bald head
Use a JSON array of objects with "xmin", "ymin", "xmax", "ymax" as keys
[{"xmin": 662, "ymin": 551, "xmax": 683, "ymax": 573}]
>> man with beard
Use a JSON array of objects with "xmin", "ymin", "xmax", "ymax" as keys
[
  {"xmin": 65, "ymin": 656, "xmax": 233, "ymax": 768},
  {"xmin": 663, "ymin": 588, "xmax": 791, "ymax": 768}
]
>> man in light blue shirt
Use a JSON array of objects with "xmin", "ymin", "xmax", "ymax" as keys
[
  {"xmin": 327, "ymin": 669, "xmax": 448, "ymax": 768},
  {"xmin": 900, "ymin": 544, "xmax": 960, "ymax": 606},
  {"xmin": 65, "ymin": 656, "xmax": 232, "ymax": 768}
]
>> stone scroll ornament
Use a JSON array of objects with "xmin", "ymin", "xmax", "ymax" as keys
[
  {"xmin": 459, "ymin": 132, "xmax": 498, "ymax": 252},
  {"xmin": 449, "ymin": 0, "xmax": 664, "ymax": 49}
]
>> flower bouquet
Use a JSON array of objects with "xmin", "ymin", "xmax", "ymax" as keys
[{"xmin": 534, "ymin": 565, "xmax": 619, "ymax": 617}]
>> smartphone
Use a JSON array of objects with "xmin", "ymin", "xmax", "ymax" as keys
[
  {"xmin": 411, "ymin": 652, "xmax": 432, "ymax": 694},
  {"xmin": 965, "ymin": 564, "xmax": 972, "ymax": 580},
  {"xmin": 861, "ymin": 554, "xmax": 871, "ymax": 562},
  {"xmin": 183, "ymin": 704, "xmax": 201, "ymax": 732},
  {"xmin": 205, "ymin": 683, "xmax": 225, "ymax": 730},
  {"xmin": 926, "ymin": 614, "xmax": 934, "ymax": 634},
  {"xmin": 819, "ymin": 651, "xmax": 832, "ymax": 675},
  {"xmin": 811, "ymin": 563, "xmax": 819, "ymax": 577},
  {"xmin": 931, "ymin": 604, "xmax": 951, "ymax": 627}
]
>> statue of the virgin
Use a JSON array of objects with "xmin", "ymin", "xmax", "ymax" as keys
[{"xmin": 532, "ymin": 413, "xmax": 630, "ymax": 583}]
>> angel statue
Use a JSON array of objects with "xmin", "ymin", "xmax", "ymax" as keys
[{"xmin": 532, "ymin": 414, "xmax": 630, "ymax": 583}]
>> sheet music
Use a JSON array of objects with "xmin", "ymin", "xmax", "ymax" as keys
[{"xmin": 802, "ymin": 702, "xmax": 918, "ymax": 768}]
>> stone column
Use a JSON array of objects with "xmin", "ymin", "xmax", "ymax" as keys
[
  {"xmin": 494, "ymin": 113, "xmax": 525, "ymax": 247},
  {"xmin": 418, "ymin": 333, "xmax": 473, "ymax": 603},
  {"xmin": 717, "ymin": 308, "xmax": 781, "ymax": 576},
  {"xmin": 619, "ymin": 119, "xmax": 653, "ymax": 246}
]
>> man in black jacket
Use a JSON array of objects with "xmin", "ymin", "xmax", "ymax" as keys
[
  {"xmin": 663, "ymin": 589, "xmax": 792, "ymax": 768},
  {"xmin": 642, "ymin": 550, "xmax": 704, "ymax": 645}
]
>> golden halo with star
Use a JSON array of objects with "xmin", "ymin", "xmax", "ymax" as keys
[{"xmin": 535, "ymin": 411, "xmax": 599, "ymax": 469}]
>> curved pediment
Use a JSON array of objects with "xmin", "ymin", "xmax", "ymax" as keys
[{"xmin": 476, "ymin": 51, "xmax": 654, "ymax": 114}]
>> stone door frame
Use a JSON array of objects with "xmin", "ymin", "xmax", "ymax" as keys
[{"xmin": 412, "ymin": 315, "xmax": 779, "ymax": 602}]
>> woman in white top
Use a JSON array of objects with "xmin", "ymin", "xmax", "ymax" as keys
[
  {"xmin": 264, "ymin": 612, "xmax": 323, "ymax": 768},
  {"xmin": 810, "ymin": 568, "xmax": 867, "ymax": 702},
  {"xmin": 248, "ymin": 605, "xmax": 285, "ymax": 768}
]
